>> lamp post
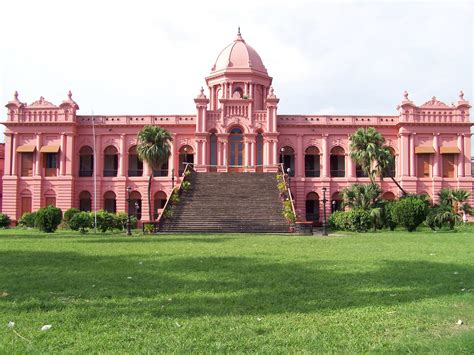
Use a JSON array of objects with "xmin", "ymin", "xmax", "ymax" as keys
[
  {"xmin": 183, "ymin": 146, "xmax": 188, "ymax": 173},
  {"xmin": 322, "ymin": 187, "xmax": 328, "ymax": 236},
  {"xmin": 286, "ymin": 167, "xmax": 291, "ymax": 192},
  {"xmin": 280, "ymin": 147, "xmax": 284, "ymax": 169},
  {"xmin": 332, "ymin": 200, "xmax": 336, "ymax": 213},
  {"xmin": 126, "ymin": 186, "xmax": 132, "ymax": 236}
]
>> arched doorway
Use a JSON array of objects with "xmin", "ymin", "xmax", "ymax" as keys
[
  {"xmin": 79, "ymin": 146, "xmax": 93, "ymax": 177},
  {"xmin": 305, "ymin": 192, "xmax": 320, "ymax": 224},
  {"xmin": 228, "ymin": 127, "xmax": 244, "ymax": 172},
  {"xmin": 381, "ymin": 191, "xmax": 396, "ymax": 201},
  {"xmin": 128, "ymin": 146, "xmax": 143, "ymax": 177},
  {"xmin": 103, "ymin": 146, "xmax": 118, "ymax": 177},
  {"xmin": 209, "ymin": 132, "xmax": 218, "ymax": 172},
  {"xmin": 179, "ymin": 145, "xmax": 194, "ymax": 175},
  {"xmin": 305, "ymin": 146, "xmax": 320, "ymax": 177},
  {"xmin": 279, "ymin": 146, "xmax": 295, "ymax": 176},
  {"xmin": 153, "ymin": 191, "xmax": 167, "ymax": 220},
  {"xmin": 104, "ymin": 191, "xmax": 116, "ymax": 213},
  {"xmin": 256, "ymin": 133, "xmax": 264, "ymax": 172},
  {"xmin": 128, "ymin": 191, "xmax": 142, "ymax": 220},
  {"xmin": 79, "ymin": 191, "xmax": 92, "ymax": 211},
  {"xmin": 330, "ymin": 146, "xmax": 345, "ymax": 177}
]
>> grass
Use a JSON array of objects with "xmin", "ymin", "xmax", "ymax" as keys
[{"xmin": 0, "ymin": 226, "xmax": 473, "ymax": 353}]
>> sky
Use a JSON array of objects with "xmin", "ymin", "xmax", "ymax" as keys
[{"xmin": 0, "ymin": 0, "xmax": 473, "ymax": 151}]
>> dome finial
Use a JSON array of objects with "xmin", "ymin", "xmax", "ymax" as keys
[
  {"xmin": 238, "ymin": 26, "xmax": 241, "ymax": 36},
  {"xmin": 236, "ymin": 26, "xmax": 243, "ymax": 41}
]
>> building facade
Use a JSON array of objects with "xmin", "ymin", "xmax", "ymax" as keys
[{"xmin": 2, "ymin": 31, "xmax": 473, "ymax": 223}]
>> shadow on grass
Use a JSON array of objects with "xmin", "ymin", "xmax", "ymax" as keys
[{"xmin": 0, "ymin": 250, "xmax": 472, "ymax": 318}]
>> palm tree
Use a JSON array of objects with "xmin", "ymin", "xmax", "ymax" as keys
[
  {"xmin": 349, "ymin": 127, "xmax": 406, "ymax": 195},
  {"xmin": 451, "ymin": 189, "xmax": 471, "ymax": 215},
  {"xmin": 341, "ymin": 183, "xmax": 383, "ymax": 210},
  {"xmin": 136, "ymin": 126, "xmax": 173, "ymax": 221}
]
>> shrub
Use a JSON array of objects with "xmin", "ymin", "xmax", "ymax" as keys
[
  {"xmin": 391, "ymin": 196, "xmax": 428, "ymax": 232},
  {"xmin": 95, "ymin": 210, "xmax": 117, "ymax": 233},
  {"xmin": 0, "ymin": 213, "xmax": 11, "ymax": 228},
  {"xmin": 18, "ymin": 212, "xmax": 36, "ymax": 228},
  {"xmin": 282, "ymin": 199, "xmax": 296, "ymax": 223},
  {"xmin": 383, "ymin": 201, "xmax": 397, "ymax": 231},
  {"xmin": 115, "ymin": 212, "xmax": 137, "ymax": 230},
  {"xmin": 329, "ymin": 209, "xmax": 372, "ymax": 232},
  {"xmin": 426, "ymin": 204, "xmax": 460, "ymax": 231},
  {"xmin": 181, "ymin": 181, "xmax": 191, "ymax": 191},
  {"xmin": 64, "ymin": 208, "xmax": 80, "ymax": 223},
  {"xmin": 69, "ymin": 212, "xmax": 93, "ymax": 234},
  {"xmin": 35, "ymin": 206, "xmax": 63, "ymax": 233}
]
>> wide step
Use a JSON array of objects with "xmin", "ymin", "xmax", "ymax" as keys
[{"xmin": 160, "ymin": 172, "xmax": 290, "ymax": 233}]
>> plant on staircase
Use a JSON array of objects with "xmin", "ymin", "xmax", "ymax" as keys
[
  {"xmin": 137, "ymin": 125, "xmax": 173, "ymax": 221},
  {"xmin": 282, "ymin": 199, "xmax": 296, "ymax": 224}
]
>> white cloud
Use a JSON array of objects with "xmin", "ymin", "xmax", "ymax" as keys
[{"xmin": 0, "ymin": 0, "xmax": 472, "ymax": 151}]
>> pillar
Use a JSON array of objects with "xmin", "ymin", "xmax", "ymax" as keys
[
  {"xmin": 296, "ymin": 135, "xmax": 303, "ymax": 177},
  {"xmin": 4, "ymin": 133, "xmax": 12, "ymax": 176},
  {"xmin": 458, "ymin": 134, "xmax": 465, "ymax": 177},
  {"xmin": 95, "ymin": 134, "xmax": 102, "ymax": 178},
  {"xmin": 250, "ymin": 141, "xmax": 256, "ymax": 167},
  {"xmin": 400, "ymin": 133, "xmax": 409, "ymax": 177},
  {"xmin": 35, "ymin": 133, "xmax": 42, "ymax": 176},
  {"xmin": 119, "ymin": 134, "xmax": 126, "ymax": 177},
  {"xmin": 433, "ymin": 134, "xmax": 440, "ymax": 177},
  {"xmin": 222, "ymin": 141, "xmax": 228, "ymax": 167},
  {"xmin": 347, "ymin": 152, "xmax": 354, "ymax": 178},
  {"xmin": 11, "ymin": 133, "xmax": 17, "ymax": 176},
  {"xmin": 409, "ymin": 134, "xmax": 415, "ymax": 177},
  {"xmin": 168, "ymin": 136, "xmax": 175, "ymax": 177},
  {"xmin": 60, "ymin": 133, "xmax": 67, "ymax": 176},
  {"xmin": 322, "ymin": 135, "xmax": 329, "ymax": 178}
]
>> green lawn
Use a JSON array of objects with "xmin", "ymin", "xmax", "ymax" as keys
[{"xmin": 0, "ymin": 227, "xmax": 473, "ymax": 353}]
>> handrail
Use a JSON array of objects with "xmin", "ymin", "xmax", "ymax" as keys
[
  {"xmin": 278, "ymin": 163, "xmax": 297, "ymax": 219},
  {"xmin": 156, "ymin": 163, "xmax": 194, "ymax": 228}
]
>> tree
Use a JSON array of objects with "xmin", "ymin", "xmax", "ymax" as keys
[
  {"xmin": 349, "ymin": 127, "xmax": 406, "ymax": 195},
  {"xmin": 438, "ymin": 188, "xmax": 472, "ymax": 223},
  {"xmin": 136, "ymin": 125, "xmax": 173, "ymax": 221},
  {"xmin": 341, "ymin": 183, "xmax": 382, "ymax": 210}
]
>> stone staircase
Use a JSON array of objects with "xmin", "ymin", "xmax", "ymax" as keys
[{"xmin": 160, "ymin": 172, "xmax": 290, "ymax": 233}]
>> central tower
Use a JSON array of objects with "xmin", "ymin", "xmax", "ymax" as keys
[{"xmin": 194, "ymin": 29, "xmax": 279, "ymax": 172}]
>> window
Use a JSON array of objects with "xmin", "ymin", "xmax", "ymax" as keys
[
  {"xmin": 128, "ymin": 146, "xmax": 143, "ymax": 177},
  {"xmin": 21, "ymin": 153, "xmax": 33, "ymax": 176},
  {"xmin": 45, "ymin": 197, "xmax": 56, "ymax": 207},
  {"xmin": 279, "ymin": 146, "xmax": 295, "ymax": 176},
  {"xmin": 44, "ymin": 153, "xmax": 58, "ymax": 176},
  {"xmin": 304, "ymin": 146, "xmax": 320, "ymax": 177},
  {"xmin": 417, "ymin": 154, "xmax": 431, "ymax": 177},
  {"xmin": 356, "ymin": 163, "xmax": 368, "ymax": 178},
  {"xmin": 330, "ymin": 147, "xmax": 345, "ymax": 177},
  {"xmin": 104, "ymin": 191, "xmax": 116, "ymax": 213},
  {"xmin": 153, "ymin": 161, "xmax": 169, "ymax": 177},
  {"xmin": 383, "ymin": 149, "xmax": 396, "ymax": 178},
  {"xmin": 79, "ymin": 146, "xmax": 93, "ymax": 177},
  {"xmin": 79, "ymin": 191, "xmax": 92, "ymax": 212},
  {"xmin": 209, "ymin": 133, "xmax": 217, "ymax": 172},
  {"xmin": 305, "ymin": 192, "xmax": 320, "ymax": 223},
  {"xmin": 103, "ymin": 146, "xmax": 118, "ymax": 177},
  {"xmin": 442, "ymin": 154, "xmax": 456, "ymax": 178}
]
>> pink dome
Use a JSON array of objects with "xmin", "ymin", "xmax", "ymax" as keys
[{"xmin": 211, "ymin": 30, "xmax": 267, "ymax": 74}]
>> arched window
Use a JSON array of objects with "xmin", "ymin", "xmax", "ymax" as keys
[
  {"xmin": 128, "ymin": 191, "xmax": 142, "ymax": 220},
  {"xmin": 44, "ymin": 190, "xmax": 56, "ymax": 207},
  {"xmin": 383, "ymin": 148, "xmax": 396, "ymax": 178},
  {"xmin": 209, "ymin": 132, "xmax": 218, "ymax": 172},
  {"xmin": 331, "ymin": 192, "xmax": 343, "ymax": 212},
  {"xmin": 79, "ymin": 191, "xmax": 92, "ymax": 212},
  {"xmin": 104, "ymin": 191, "xmax": 116, "ymax": 213},
  {"xmin": 330, "ymin": 146, "xmax": 345, "ymax": 177},
  {"xmin": 103, "ymin": 146, "xmax": 118, "ymax": 177},
  {"xmin": 305, "ymin": 146, "xmax": 320, "ymax": 177},
  {"xmin": 228, "ymin": 127, "xmax": 244, "ymax": 172},
  {"xmin": 128, "ymin": 146, "xmax": 143, "ymax": 177},
  {"xmin": 256, "ymin": 133, "xmax": 264, "ymax": 172},
  {"xmin": 153, "ymin": 159, "xmax": 169, "ymax": 177},
  {"xmin": 305, "ymin": 192, "xmax": 320, "ymax": 224},
  {"xmin": 79, "ymin": 146, "xmax": 93, "ymax": 177},
  {"xmin": 179, "ymin": 145, "xmax": 194, "ymax": 175},
  {"xmin": 153, "ymin": 191, "xmax": 167, "ymax": 220},
  {"xmin": 232, "ymin": 87, "xmax": 243, "ymax": 98},
  {"xmin": 381, "ymin": 191, "xmax": 396, "ymax": 201},
  {"xmin": 279, "ymin": 146, "xmax": 295, "ymax": 176}
]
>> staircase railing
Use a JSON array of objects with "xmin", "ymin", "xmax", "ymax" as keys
[
  {"xmin": 278, "ymin": 163, "xmax": 297, "ymax": 222},
  {"xmin": 152, "ymin": 163, "xmax": 194, "ymax": 232}
]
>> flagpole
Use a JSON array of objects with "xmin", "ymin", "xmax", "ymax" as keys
[{"xmin": 92, "ymin": 109, "xmax": 97, "ymax": 233}]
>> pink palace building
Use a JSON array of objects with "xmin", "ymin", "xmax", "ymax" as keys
[{"xmin": 2, "ymin": 30, "xmax": 473, "ymax": 224}]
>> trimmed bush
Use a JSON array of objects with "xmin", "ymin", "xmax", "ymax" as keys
[
  {"xmin": 69, "ymin": 212, "xmax": 93, "ymax": 234},
  {"xmin": 391, "ymin": 196, "xmax": 428, "ymax": 232},
  {"xmin": 328, "ymin": 209, "xmax": 372, "ymax": 232},
  {"xmin": 95, "ymin": 210, "xmax": 118, "ymax": 233},
  {"xmin": 115, "ymin": 212, "xmax": 137, "ymax": 230},
  {"xmin": 0, "ymin": 213, "xmax": 11, "ymax": 228},
  {"xmin": 18, "ymin": 212, "xmax": 36, "ymax": 228},
  {"xmin": 383, "ymin": 201, "xmax": 397, "ymax": 231},
  {"xmin": 35, "ymin": 206, "xmax": 63, "ymax": 233},
  {"xmin": 64, "ymin": 208, "xmax": 80, "ymax": 223}
]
